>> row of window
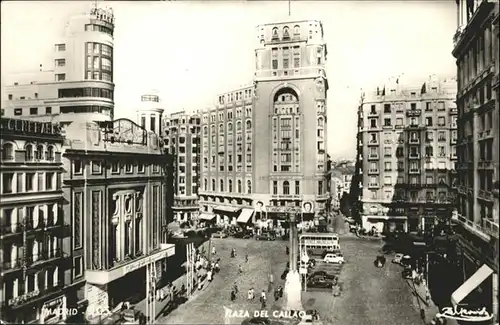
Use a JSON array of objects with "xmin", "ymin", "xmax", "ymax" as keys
[
  {"xmin": 203, "ymin": 120, "xmax": 253, "ymax": 136},
  {"xmin": 368, "ymin": 115, "xmax": 452, "ymax": 128},
  {"xmin": 2, "ymin": 143, "xmax": 57, "ymax": 162},
  {"xmin": 10, "ymin": 106, "xmax": 51, "ymax": 116},
  {"xmin": 73, "ymin": 160, "xmax": 161, "ymax": 175},
  {"xmin": 58, "ymin": 87, "xmax": 113, "ymax": 100},
  {"xmin": 204, "ymin": 107, "xmax": 252, "ymax": 123},
  {"xmin": 459, "ymin": 109, "xmax": 494, "ymax": 139},
  {"xmin": 2, "ymin": 171, "xmax": 60, "ymax": 194},
  {"xmin": 203, "ymin": 179, "xmax": 252, "ymax": 194},
  {"xmin": 369, "ymin": 101, "xmax": 448, "ymax": 114},
  {"xmin": 218, "ymin": 89, "xmax": 253, "ymax": 104},
  {"xmin": 369, "ymin": 130, "xmax": 458, "ymax": 142},
  {"xmin": 368, "ymin": 145, "xmax": 453, "ymax": 158},
  {"xmin": 85, "ymin": 23, "xmax": 114, "ymax": 36},
  {"xmin": 85, "ymin": 42, "xmax": 113, "ymax": 82},
  {"xmin": 60, "ymin": 105, "xmax": 113, "ymax": 115},
  {"xmin": 366, "ymin": 189, "xmax": 451, "ymax": 202}
]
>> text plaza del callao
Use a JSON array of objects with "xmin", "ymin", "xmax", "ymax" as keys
[{"xmin": 0, "ymin": 1, "xmax": 499, "ymax": 325}]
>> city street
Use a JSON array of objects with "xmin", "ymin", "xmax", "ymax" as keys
[{"xmin": 159, "ymin": 235, "xmax": 425, "ymax": 324}]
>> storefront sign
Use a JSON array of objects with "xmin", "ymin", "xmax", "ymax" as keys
[
  {"xmin": 123, "ymin": 250, "xmax": 169, "ymax": 275},
  {"xmin": 266, "ymin": 206, "xmax": 301, "ymax": 214},
  {"xmin": 2, "ymin": 118, "xmax": 61, "ymax": 136}
]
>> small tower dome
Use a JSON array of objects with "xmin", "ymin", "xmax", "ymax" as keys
[{"xmin": 136, "ymin": 89, "xmax": 164, "ymax": 134}]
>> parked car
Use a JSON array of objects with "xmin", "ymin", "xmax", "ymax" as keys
[
  {"xmin": 234, "ymin": 231, "xmax": 252, "ymax": 239},
  {"xmin": 212, "ymin": 231, "xmax": 227, "ymax": 239},
  {"xmin": 392, "ymin": 253, "xmax": 404, "ymax": 264},
  {"xmin": 307, "ymin": 276, "xmax": 333, "ymax": 289},
  {"xmin": 256, "ymin": 233, "xmax": 275, "ymax": 241},
  {"xmin": 402, "ymin": 267, "xmax": 413, "ymax": 279},
  {"xmin": 349, "ymin": 224, "xmax": 358, "ymax": 233},
  {"xmin": 323, "ymin": 253, "xmax": 344, "ymax": 264},
  {"xmin": 310, "ymin": 271, "xmax": 335, "ymax": 280}
]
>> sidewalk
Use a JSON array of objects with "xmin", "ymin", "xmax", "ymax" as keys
[{"xmin": 406, "ymin": 279, "xmax": 459, "ymax": 325}]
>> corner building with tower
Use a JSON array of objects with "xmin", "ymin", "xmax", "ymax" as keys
[{"xmin": 199, "ymin": 20, "xmax": 330, "ymax": 226}]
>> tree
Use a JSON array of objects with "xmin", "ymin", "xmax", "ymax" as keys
[{"xmin": 339, "ymin": 192, "xmax": 351, "ymax": 217}]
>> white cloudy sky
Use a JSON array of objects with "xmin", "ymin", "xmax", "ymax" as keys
[{"xmin": 1, "ymin": 0, "xmax": 457, "ymax": 159}]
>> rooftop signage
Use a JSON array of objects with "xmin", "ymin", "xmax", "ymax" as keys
[{"xmin": 1, "ymin": 118, "xmax": 62, "ymax": 137}]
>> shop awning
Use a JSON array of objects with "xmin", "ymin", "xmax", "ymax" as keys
[
  {"xmin": 198, "ymin": 213, "xmax": 216, "ymax": 221},
  {"xmin": 214, "ymin": 205, "xmax": 241, "ymax": 213},
  {"xmin": 451, "ymin": 264, "xmax": 494, "ymax": 306},
  {"xmin": 237, "ymin": 208, "xmax": 254, "ymax": 223}
]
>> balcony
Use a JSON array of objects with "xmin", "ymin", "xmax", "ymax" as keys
[
  {"xmin": 368, "ymin": 154, "xmax": 379, "ymax": 160},
  {"xmin": 409, "ymin": 138, "xmax": 420, "ymax": 144},
  {"xmin": 2, "ymin": 257, "xmax": 23, "ymax": 273},
  {"xmin": 367, "ymin": 140, "xmax": 379, "ymax": 146},
  {"xmin": 406, "ymin": 109, "xmax": 422, "ymax": 117},
  {"xmin": 478, "ymin": 160, "xmax": 492, "ymax": 169},
  {"xmin": 27, "ymin": 249, "xmax": 66, "ymax": 268},
  {"xmin": 409, "ymin": 168, "xmax": 421, "ymax": 174},
  {"xmin": 409, "ymin": 153, "xmax": 420, "ymax": 159},
  {"xmin": 452, "ymin": 213, "xmax": 492, "ymax": 242},
  {"xmin": 0, "ymin": 223, "xmax": 24, "ymax": 237},
  {"xmin": 368, "ymin": 183, "xmax": 379, "ymax": 189},
  {"xmin": 449, "ymin": 107, "xmax": 458, "ymax": 115},
  {"xmin": 482, "ymin": 218, "xmax": 499, "ymax": 239},
  {"xmin": 478, "ymin": 189, "xmax": 494, "ymax": 202},
  {"xmin": 368, "ymin": 169, "xmax": 379, "ymax": 175}
]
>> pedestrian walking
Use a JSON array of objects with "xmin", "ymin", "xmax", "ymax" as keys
[
  {"xmin": 260, "ymin": 290, "xmax": 267, "ymax": 309},
  {"xmin": 247, "ymin": 288, "xmax": 253, "ymax": 300},
  {"xmin": 212, "ymin": 246, "xmax": 216, "ymax": 255},
  {"xmin": 239, "ymin": 264, "xmax": 243, "ymax": 274},
  {"xmin": 245, "ymin": 253, "xmax": 249, "ymax": 263},
  {"xmin": 233, "ymin": 282, "xmax": 239, "ymax": 294},
  {"xmin": 231, "ymin": 290, "xmax": 236, "ymax": 301}
]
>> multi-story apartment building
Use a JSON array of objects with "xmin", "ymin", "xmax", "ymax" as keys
[
  {"xmin": 0, "ymin": 119, "xmax": 72, "ymax": 324},
  {"xmin": 353, "ymin": 76, "xmax": 458, "ymax": 233},
  {"xmin": 61, "ymin": 119, "xmax": 175, "ymax": 319},
  {"xmin": 2, "ymin": 6, "xmax": 115, "ymax": 126},
  {"xmin": 198, "ymin": 20, "xmax": 331, "ymax": 227},
  {"xmin": 162, "ymin": 111, "xmax": 201, "ymax": 224},
  {"xmin": 329, "ymin": 163, "xmax": 355, "ymax": 210},
  {"xmin": 451, "ymin": 0, "xmax": 498, "ymax": 321}
]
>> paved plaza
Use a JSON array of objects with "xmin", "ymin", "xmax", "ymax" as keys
[{"xmin": 158, "ymin": 234, "xmax": 426, "ymax": 325}]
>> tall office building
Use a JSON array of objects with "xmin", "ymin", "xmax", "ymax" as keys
[
  {"xmin": 2, "ymin": 6, "xmax": 115, "ymax": 126},
  {"xmin": 163, "ymin": 111, "xmax": 201, "ymax": 223},
  {"xmin": 451, "ymin": 0, "xmax": 498, "ymax": 320},
  {"xmin": 199, "ymin": 20, "xmax": 331, "ymax": 226},
  {"xmin": 352, "ymin": 76, "xmax": 458, "ymax": 233}
]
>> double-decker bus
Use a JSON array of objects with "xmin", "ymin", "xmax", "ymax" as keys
[{"xmin": 299, "ymin": 232, "xmax": 339, "ymax": 254}]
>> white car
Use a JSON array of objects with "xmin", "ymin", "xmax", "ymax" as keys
[{"xmin": 323, "ymin": 253, "xmax": 344, "ymax": 264}]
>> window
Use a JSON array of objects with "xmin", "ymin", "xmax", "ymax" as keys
[
  {"xmin": 384, "ymin": 162, "xmax": 392, "ymax": 171},
  {"xmin": 73, "ymin": 160, "xmax": 83, "ymax": 175},
  {"xmin": 45, "ymin": 172, "xmax": 54, "ymax": 190},
  {"xmin": 426, "ymin": 176, "xmax": 434, "ymax": 184},
  {"xmin": 8, "ymin": 94, "xmax": 13, "ymax": 100},
  {"xmin": 295, "ymin": 181, "xmax": 300, "ymax": 194},
  {"xmin": 273, "ymin": 181, "xmax": 278, "ymax": 194},
  {"xmin": 438, "ymin": 131, "xmax": 446, "ymax": 141},
  {"xmin": 30, "ymin": 107, "xmax": 38, "ymax": 115},
  {"xmin": 237, "ymin": 180, "xmax": 242, "ymax": 193},
  {"xmin": 111, "ymin": 162, "xmax": 120, "ymax": 174},
  {"xmin": 384, "ymin": 176, "xmax": 392, "ymax": 185},
  {"xmin": 91, "ymin": 161, "xmax": 102, "ymax": 174},
  {"xmin": 2, "ymin": 143, "xmax": 14, "ymax": 161},
  {"xmin": 438, "ymin": 116, "xmax": 445, "ymax": 126},
  {"xmin": 55, "ymin": 59, "xmax": 66, "ymax": 67},
  {"xmin": 2, "ymin": 173, "xmax": 13, "ymax": 193},
  {"xmin": 384, "ymin": 104, "xmax": 391, "ymax": 113},
  {"xmin": 212, "ymin": 179, "xmax": 216, "ymax": 191},
  {"xmin": 410, "ymin": 103, "xmax": 417, "ymax": 110},
  {"xmin": 14, "ymin": 108, "xmax": 22, "ymax": 116},
  {"xmin": 425, "ymin": 117, "xmax": 433, "ymax": 126},
  {"xmin": 370, "ymin": 119, "xmax": 377, "ymax": 128},
  {"xmin": 294, "ymin": 57, "xmax": 300, "ymax": 68},
  {"xmin": 74, "ymin": 256, "xmax": 83, "ymax": 278},
  {"xmin": 425, "ymin": 102, "xmax": 432, "ymax": 111},
  {"xmin": 425, "ymin": 146, "xmax": 433, "ymax": 157},
  {"xmin": 220, "ymin": 179, "xmax": 224, "ymax": 192},
  {"xmin": 437, "ymin": 102, "xmax": 445, "ymax": 111},
  {"xmin": 384, "ymin": 147, "xmax": 391, "ymax": 156},
  {"xmin": 55, "ymin": 44, "xmax": 66, "ymax": 51},
  {"xmin": 55, "ymin": 74, "xmax": 66, "ymax": 81},
  {"xmin": 283, "ymin": 181, "xmax": 290, "ymax": 195},
  {"xmin": 26, "ymin": 173, "xmax": 35, "ymax": 191},
  {"xmin": 384, "ymin": 118, "xmax": 391, "ymax": 126},
  {"xmin": 426, "ymin": 131, "xmax": 434, "ymax": 141},
  {"xmin": 396, "ymin": 118, "xmax": 403, "ymax": 126},
  {"xmin": 247, "ymin": 180, "xmax": 252, "ymax": 194},
  {"xmin": 46, "ymin": 107, "xmax": 52, "ymax": 115},
  {"xmin": 272, "ymin": 59, "xmax": 278, "ymax": 69}
]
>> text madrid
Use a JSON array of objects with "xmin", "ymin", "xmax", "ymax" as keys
[
  {"xmin": 225, "ymin": 309, "xmax": 306, "ymax": 319},
  {"xmin": 41, "ymin": 308, "xmax": 79, "ymax": 317}
]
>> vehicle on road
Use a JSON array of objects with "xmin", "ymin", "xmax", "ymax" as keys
[
  {"xmin": 323, "ymin": 253, "xmax": 344, "ymax": 264},
  {"xmin": 241, "ymin": 317, "xmax": 270, "ymax": 325},
  {"xmin": 256, "ymin": 233, "xmax": 275, "ymax": 241},
  {"xmin": 307, "ymin": 275, "xmax": 333, "ymax": 288},
  {"xmin": 234, "ymin": 231, "xmax": 252, "ymax": 239},
  {"xmin": 310, "ymin": 271, "xmax": 336, "ymax": 280},
  {"xmin": 392, "ymin": 253, "xmax": 404, "ymax": 264},
  {"xmin": 349, "ymin": 224, "xmax": 357, "ymax": 233},
  {"xmin": 212, "ymin": 231, "xmax": 228, "ymax": 239},
  {"xmin": 298, "ymin": 310, "xmax": 322, "ymax": 325},
  {"xmin": 402, "ymin": 268, "xmax": 413, "ymax": 279}
]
